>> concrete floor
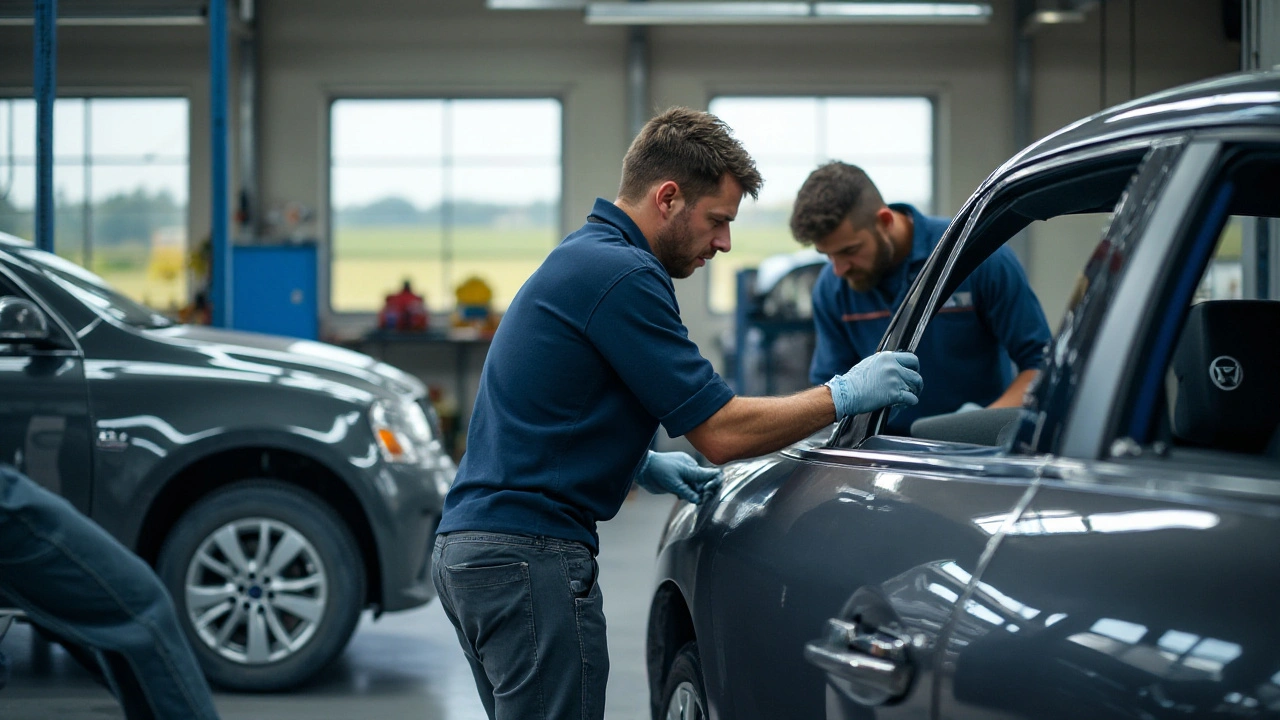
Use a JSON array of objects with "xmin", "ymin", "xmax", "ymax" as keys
[{"xmin": 0, "ymin": 490, "xmax": 674, "ymax": 720}]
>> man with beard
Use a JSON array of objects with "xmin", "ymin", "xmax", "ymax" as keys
[
  {"xmin": 790, "ymin": 161, "xmax": 1051, "ymax": 435},
  {"xmin": 432, "ymin": 109, "xmax": 923, "ymax": 720}
]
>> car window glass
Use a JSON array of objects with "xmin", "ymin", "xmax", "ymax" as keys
[
  {"xmin": 15, "ymin": 246, "xmax": 172, "ymax": 329},
  {"xmin": 1126, "ymin": 150, "xmax": 1280, "ymax": 479},
  {"xmin": 1010, "ymin": 141, "xmax": 1188, "ymax": 455},
  {"xmin": 1194, "ymin": 216, "xmax": 1245, "ymax": 301},
  {"xmin": 0, "ymin": 272, "xmax": 22, "ymax": 298}
]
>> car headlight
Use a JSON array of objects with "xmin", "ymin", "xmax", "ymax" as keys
[{"xmin": 370, "ymin": 398, "xmax": 434, "ymax": 465}]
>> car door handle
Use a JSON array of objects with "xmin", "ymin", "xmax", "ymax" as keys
[{"xmin": 804, "ymin": 617, "xmax": 913, "ymax": 706}]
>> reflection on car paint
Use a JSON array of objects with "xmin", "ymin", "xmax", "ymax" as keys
[
  {"xmin": 1107, "ymin": 91, "xmax": 1280, "ymax": 123},
  {"xmin": 710, "ymin": 457, "xmax": 780, "ymax": 528},
  {"xmin": 128, "ymin": 436, "xmax": 166, "ymax": 458},
  {"xmin": 973, "ymin": 508, "xmax": 1221, "ymax": 535},
  {"xmin": 872, "ymin": 472, "xmax": 905, "ymax": 494},
  {"xmin": 285, "ymin": 411, "xmax": 362, "ymax": 445},
  {"xmin": 97, "ymin": 415, "xmax": 223, "ymax": 446},
  {"xmin": 349, "ymin": 444, "xmax": 379, "ymax": 470}
]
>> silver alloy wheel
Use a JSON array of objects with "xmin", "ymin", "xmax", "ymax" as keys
[
  {"xmin": 666, "ymin": 681, "xmax": 706, "ymax": 720},
  {"xmin": 182, "ymin": 517, "xmax": 328, "ymax": 665}
]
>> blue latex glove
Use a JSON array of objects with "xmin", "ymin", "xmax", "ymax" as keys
[
  {"xmin": 633, "ymin": 451, "xmax": 722, "ymax": 504},
  {"xmin": 825, "ymin": 351, "xmax": 924, "ymax": 421}
]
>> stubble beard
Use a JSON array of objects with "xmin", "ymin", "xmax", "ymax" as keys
[
  {"xmin": 844, "ymin": 228, "xmax": 895, "ymax": 292},
  {"xmin": 652, "ymin": 208, "xmax": 699, "ymax": 279}
]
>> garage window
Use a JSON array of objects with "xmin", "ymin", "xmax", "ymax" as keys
[
  {"xmin": 0, "ymin": 97, "xmax": 190, "ymax": 310},
  {"xmin": 329, "ymin": 98, "xmax": 562, "ymax": 313},
  {"xmin": 705, "ymin": 96, "xmax": 934, "ymax": 313}
]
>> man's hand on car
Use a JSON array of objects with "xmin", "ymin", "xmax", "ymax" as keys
[
  {"xmin": 633, "ymin": 451, "xmax": 722, "ymax": 504},
  {"xmin": 826, "ymin": 351, "xmax": 923, "ymax": 420}
]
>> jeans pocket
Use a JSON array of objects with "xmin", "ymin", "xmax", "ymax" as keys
[
  {"xmin": 444, "ymin": 557, "xmax": 541, "ymax": 711},
  {"xmin": 564, "ymin": 553, "xmax": 598, "ymax": 599},
  {"xmin": 574, "ymin": 587, "xmax": 608, "ymax": 720},
  {"xmin": 443, "ymin": 561, "xmax": 529, "ymax": 589}
]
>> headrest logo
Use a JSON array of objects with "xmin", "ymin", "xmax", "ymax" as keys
[{"xmin": 1209, "ymin": 355, "xmax": 1243, "ymax": 391}]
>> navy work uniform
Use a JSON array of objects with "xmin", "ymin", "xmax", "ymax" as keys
[
  {"xmin": 809, "ymin": 203, "xmax": 1051, "ymax": 434},
  {"xmin": 433, "ymin": 198, "xmax": 734, "ymax": 720}
]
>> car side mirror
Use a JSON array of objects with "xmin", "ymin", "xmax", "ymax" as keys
[{"xmin": 0, "ymin": 296, "xmax": 51, "ymax": 343}]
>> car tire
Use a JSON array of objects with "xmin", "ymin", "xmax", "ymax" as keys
[
  {"xmin": 156, "ymin": 480, "xmax": 365, "ymax": 691},
  {"xmin": 661, "ymin": 641, "xmax": 708, "ymax": 720}
]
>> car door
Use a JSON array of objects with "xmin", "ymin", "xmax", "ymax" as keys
[
  {"xmin": 700, "ymin": 440, "xmax": 1040, "ymax": 720},
  {"xmin": 937, "ymin": 135, "xmax": 1280, "ymax": 719},
  {"xmin": 0, "ymin": 260, "xmax": 94, "ymax": 512}
]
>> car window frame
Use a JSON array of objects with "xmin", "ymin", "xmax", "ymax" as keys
[
  {"xmin": 826, "ymin": 139, "xmax": 1161, "ymax": 451},
  {"xmin": 1097, "ymin": 132, "xmax": 1280, "ymax": 482},
  {"xmin": 1053, "ymin": 139, "xmax": 1226, "ymax": 461}
]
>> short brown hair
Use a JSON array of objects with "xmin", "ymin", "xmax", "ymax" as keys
[
  {"xmin": 789, "ymin": 161, "xmax": 885, "ymax": 245},
  {"xmin": 618, "ymin": 107, "xmax": 762, "ymax": 205}
]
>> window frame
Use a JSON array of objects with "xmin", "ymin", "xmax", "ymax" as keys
[
  {"xmin": 826, "ymin": 139, "xmax": 1160, "ymax": 451},
  {"xmin": 0, "ymin": 94, "xmax": 192, "ymax": 309},
  {"xmin": 1106, "ymin": 134, "xmax": 1280, "ymax": 483},
  {"xmin": 701, "ymin": 92, "xmax": 941, "ymax": 316},
  {"xmin": 322, "ymin": 93, "xmax": 567, "ymax": 318}
]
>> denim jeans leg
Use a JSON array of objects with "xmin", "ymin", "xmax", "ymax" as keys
[
  {"xmin": 432, "ymin": 537, "xmax": 499, "ymax": 720},
  {"xmin": 434, "ymin": 532, "xmax": 609, "ymax": 720},
  {"xmin": 0, "ymin": 466, "xmax": 220, "ymax": 720}
]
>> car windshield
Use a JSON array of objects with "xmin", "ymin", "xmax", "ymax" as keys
[{"xmin": 16, "ymin": 247, "xmax": 174, "ymax": 329}]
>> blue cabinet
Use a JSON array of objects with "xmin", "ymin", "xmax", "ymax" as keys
[{"xmin": 231, "ymin": 243, "xmax": 318, "ymax": 340}]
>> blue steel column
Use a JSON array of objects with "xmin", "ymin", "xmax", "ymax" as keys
[
  {"xmin": 34, "ymin": 0, "xmax": 56, "ymax": 253},
  {"xmin": 210, "ymin": 0, "xmax": 232, "ymax": 326}
]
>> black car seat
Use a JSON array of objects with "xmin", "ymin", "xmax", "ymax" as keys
[{"xmin": 1167, "ymin": 299, "xmax": 1280, "ymax": 454}]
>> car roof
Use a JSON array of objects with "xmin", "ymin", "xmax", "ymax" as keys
[
  {"xmin": 983, "ymin": 69, "xmax": 1280, "ymax": 191},
  {"xmin": 0, "ymin": 231, "xmax": 33, "ymax": 250}
]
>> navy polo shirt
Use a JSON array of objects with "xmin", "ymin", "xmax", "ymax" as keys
[
  {"xmin": 437, "ymin": 199, "xmax": 735, "ymax": 552},
  {"xmin": 809, "ymin": 204, "xmax": 1050, "ymax": 434}
]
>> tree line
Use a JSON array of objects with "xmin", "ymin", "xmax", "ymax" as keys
[
  {"xmin": 0, "ymin": 188, "xmax": 183, "ymax": 246},
  {"xmin": 335, "ymin": 197, "xmax": 556, "ymax": 227}
]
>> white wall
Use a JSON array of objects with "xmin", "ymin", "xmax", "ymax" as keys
[{"xmin": 0, "ymin": 0, "xmax": 1240, "ymax": 371}]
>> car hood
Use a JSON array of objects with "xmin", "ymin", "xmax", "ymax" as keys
[{"xmin": 144, "ymin": 325, "xmax": 427, "ymax": 401}]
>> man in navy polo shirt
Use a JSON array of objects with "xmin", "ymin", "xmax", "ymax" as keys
[
  {"xmin": 431, "ymin": 109, "xmax": 924, "ymax": 720},
  {"xmin": 790, "ymin": 161, "xmax": 1051, "ymax": 435}
]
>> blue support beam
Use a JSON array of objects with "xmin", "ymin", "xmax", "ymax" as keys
[
  {"xmin": 34, "ymin": 0, "xmax": 56, "ymax": 254},
  {"xmin": 210, "ymin": 0, "xmax": 232, "ymax": 327}
]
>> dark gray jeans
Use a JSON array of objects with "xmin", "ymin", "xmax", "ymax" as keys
[
  {"xmin": 0, "ymin": 464, "xmax": 219, "ymax": 720},
  {"xmin": 432, "ymin": 531, "xmax": 608, "ymax": 720}
]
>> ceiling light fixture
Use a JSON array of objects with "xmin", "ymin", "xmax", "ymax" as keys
[
  {"xmin": 486, "ymin": 0, "xmax": 589, "ymax": 8},
  {"xmin": 579, "ymin": 2, "xmax": 993, "ymax": 26},
  {"xmin": 0, "ymin": 0, "xmax": 207, "ymax": 26},
  {"xmin": 812, "ymin": 2, "xmax": 991, "ymax": 22}
]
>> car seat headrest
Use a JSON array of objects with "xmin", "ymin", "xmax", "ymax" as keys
[{"xmin": 1168, "ymin": 299, "xmax": 1280, "ymax": 453}]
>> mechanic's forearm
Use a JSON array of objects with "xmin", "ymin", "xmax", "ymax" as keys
[
  {"xmin": 684, "ymin": 387, "xmax": 836, "ymax": 465},
  {"xmin": 990, "ymin": 369, "xmax": 1038, "ymax": 408}
]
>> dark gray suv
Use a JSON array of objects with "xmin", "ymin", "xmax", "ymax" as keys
[
  {"xmin": 648, "ymin": 70, "xmax": 1280, "ymax": 720},
  {"xmin": 0, "ymin": 233, "xmax": 454, "ymax": 691}
]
